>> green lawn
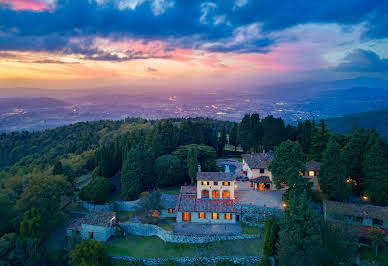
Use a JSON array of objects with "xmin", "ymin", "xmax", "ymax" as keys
[
  {"xmin": 116, "ymin": 211, "xmax": 135, "ymax": 222},
  {"xmin": 107, "ymin": 235, "xmax": 261, "ymax": 258},
  {"xmin": 158, "ymin": 222, "xmax": 175, "ymax": 231},
  {"xmin": 360, "ymin": 246, "xmax": 388, "ymax": 265},
  {"xmin": 241, "ymin": 223, "xmax": 263, "ymax": 235}
]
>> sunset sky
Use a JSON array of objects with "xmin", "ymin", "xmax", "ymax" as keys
[{"xmin": 0, "ymin": 0, "xmax": 387, "ymax": 92}]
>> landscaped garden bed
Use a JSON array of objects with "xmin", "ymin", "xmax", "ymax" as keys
[{"xmin": 106, "ymin": 235, "xmax": 262, "ymax": 258}]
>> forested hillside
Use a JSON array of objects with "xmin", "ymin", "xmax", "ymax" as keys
[
  {"xmin": 1, "ymin": 114, "xmax": 388, "ymax": 265},
  {"xmin": 326, "ymin": 108, "xmax": 388, "ymax": 140}
]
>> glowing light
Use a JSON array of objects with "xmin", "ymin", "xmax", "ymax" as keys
[
  {"xmin": 282, "ymin": 202, "xmax": 288, "ymax": 208},
  {"xmin": 362, "ymin": 195, "xmax": 368, "ymax": 201}
]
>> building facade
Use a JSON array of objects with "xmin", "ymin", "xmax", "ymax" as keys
[
  {"xmin": 242, "ymin": 153, "xmax": 276, "ymax": 190},
  {"xmin": 175, "ymin": 172, "xmax": 240, "ymax": 224},
  {"xmin": 304, "ymin": 161, "xmax": 322, "ymax": 191}
]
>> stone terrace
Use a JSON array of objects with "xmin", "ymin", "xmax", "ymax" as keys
[{"xmin": 235, "ymin": 181, "xmax": 284, "ymax": 209}]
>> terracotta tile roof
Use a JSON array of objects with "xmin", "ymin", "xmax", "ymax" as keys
[
  {"xmin": 242, "ymin": 153, "xmax": 273, "ymax": 169},
  {"xmin": 175, "ymin": 194, "xmax": 240, "ymax": 213},
  {"xmin": 306, "ymin": 161, "xmax": 322, "ymax": 171},
  {"xmin": 196, "ymin": 172, "xmax": 235, "ymax": 181},
  {"xmin": 82, "ymin": 210, "xmax": 116, "ymax": 226},
  {"xmin": 161, "ymin": 194, "xmax": 178, "ymax": 209},
  {"xmin": 180, "ymin": 186, "xmax": 197, "ymax": 195},
  {"xmin": 251, "ymin": 176, "xmax": 272, "ymax": 183},
  {"xmin": 323, "ymin": 200, "xmax": 388, "ymax": 221}
]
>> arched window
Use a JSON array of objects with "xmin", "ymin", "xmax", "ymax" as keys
[
  {"xmin": 212, "ymin": 190, "xmax": 220, "ymax": 199},
  {"xmin": 222, "ymin": 190, "xmax": 230, "ymax": 199},
  {"xmin": 201, "ymin": 190, "xmax": 209, "ymax": 199}
]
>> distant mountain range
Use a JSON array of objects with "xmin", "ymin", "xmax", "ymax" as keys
[{"xmin": 326, "ymin": 108, "xmax": 388, "ymax": 140}]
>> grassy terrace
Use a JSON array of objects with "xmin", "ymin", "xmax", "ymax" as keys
[{"xmin": 107, "ymin": 235, "xmax": 261, "ymax": 258}]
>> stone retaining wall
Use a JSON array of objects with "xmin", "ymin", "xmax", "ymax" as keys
[
  {"xmin": 114, "ymin": 200, "xmax": 140, "ymax": 211},
  {"xmin": 82, "ymin": 201, "xmax": 113, "ymax": 211},
  {"xmin": 235, "ymin": 204, "xmax": 283, "ymax": 223},
  {"xmin": 119, "ymin": 222, "xmax": 259, "ymax": 244},
  {"xmin": 111, "ymin": 255, "xmax": 263, "ymax": 265}
]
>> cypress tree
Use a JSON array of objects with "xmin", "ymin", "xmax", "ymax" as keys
[
  {"xmin": 217, "ymin": 125, "xmax": 227, "ymax": 156},
  {"xmin": 121, "ymin": 147, "xmax": 143, "ymax": 200},
  {"xmin": 309, "ymin": 120, "xmax": 329, "ymax": 161},
  {"xmin": 277, "ymin": 190, "xmax": 326, "ymax": 266},
  {"xmin": 362, "ymin": 132, "xmax": 388, "ymax": 204},
  {"xmin": 187, "ymin": 147, "xmax": 198, "ymax": 185},
  {"xmin": 238, "ymin": 114, "xmax": 252, "ymax": 152},
  {"xmin": 319, "ymin": 136, "xmax": 350, "ymax": 201},
  {"xmin": 229, "ymin": 123, "xmax": 238, "ymax": 151}
]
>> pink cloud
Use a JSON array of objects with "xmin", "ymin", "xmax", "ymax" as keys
[{"xmin": 0, "ymin": 0, "xmax": 50, "ymax": 11}]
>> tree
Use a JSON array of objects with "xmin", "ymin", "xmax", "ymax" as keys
[
  {"xmin": 69, "ymin": 239, "xmax": 109, "ymax": 266},
  {"xmin": 362, "ymin": 132, "xmax": 388, "ymax": 204},
  {"xmin": 250, "ymin": 113, "xmax": 263, "ymax": 152},
  {"xmin": 238, "ymin": 114, "xmax": 251, "ymax": 152},
  {"xmin": 342, "ymin": 126, "xmax": 367, "ymax": 194},
  {"xmin": 136, "ymin": 191, "xmax": 162, "ymax": 214},
  {"xmin": 151, "ymin": 120, "xmax": 179, "ymax": 157},
  {"xmin": 121, "ymin": 147, "xmax": 143, "ymax": 200},
  {"xmin": 187, "ymin": 147, "xmax": 198, "ymax": 184},
  {"xmin": 79, "ymin": 176, "xmax": 112, "ymax": 203},
  {"xmin": 367, "ymin": 227, "xmax": 385, "ymax": 256},
  {"xmin": 19, "ymin": 174, "xmax": 72, "ymax": 222},
  {"xmin": 153, "ymin": 155, "xmax": 185, "ymax": 187},
  {"xmin": 0, "ymin": 191, "xmax": 17, "ymax": 235},
  {"xmin": 262, "ymin": 115, "xmax": 285, "ymax": 152},
  {"xmin": 20, "ymin": 208, "xmax": 43, "ymax": 239},
  {"xmin": 268, "ymin": 140, "xmax": 308, "ymax": 192},
  {"xmin": 173, "ymin": 144, "xmax": 217, "ymax": 172},
  {"xmin": 277, "ymin": 190, "xmax": 326, "ymax": 266},
  {"xmin": 52, "ymin": 161, "xmax": 64, "ymax": 176},
  {"xmin": 229, "ymin": 123, "xmax": 238, "ymax": 151},
  {"xmin": 309, "ymin": 120, "xmax": 329, "ymax": 161},
  {"xmin": 262, "ymin": 216, "xmax": 279, "ymax": 257},
  {"xmin": 217, "ymin": 125, "xmax": 227, "ymax": 156},
  {"xmin": 319, "ymin": 136, "xmax": 350, "ymax": 201}
]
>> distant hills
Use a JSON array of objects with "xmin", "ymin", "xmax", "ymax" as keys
[{"xmin": 326, "ymin": 108, "xmax": 388, "ymax": 140}]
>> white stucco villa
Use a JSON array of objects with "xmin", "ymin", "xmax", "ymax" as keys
[
  {"xmin": 242, "ymin": 153, "xmax": 276, "ymax": 190},
  {"xmin": 175, "ymin": 172, "xmax": 241, "ymax": 224}
]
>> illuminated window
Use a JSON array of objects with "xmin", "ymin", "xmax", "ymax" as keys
[
  {"xmin": 168, "ymin": 209, "xmax": 174, "ymax": 213},
  {"xmin": 198, "ymin": 212, "xmax": 206, "ymax": 219},
  {"xmin": 222, "ymin": 181, "xmax": 230, "ymax": 186},
  {"xmin": 213, "ymin": 181, "xmax": 218, "ymax": 185},
  {"xmin": 308, "ymin": 171, "xmax": 315, "ymax": 177},
  {"xmin": 222, "ymin": 190, "xmax": 230, "ymax": 199},
  {"xmin": 224, "ymin": 213, "xmax": 232, "ymax": 220},
  {"xmin": 212, "ymin": 213, "xmax": 219, "ymax": 219},
  {"xmin": 202, "ymin": 181, "xmax": 209, "ymax": 185},
  {"xmin": 299, "ymin": 171, "xmax": 304, "ymax": 176},
  {"xmin": 201, "ymin": 190, "xmax": 209, "ymax": 199},
  {"xmin": 182, "ymin": 212, "xmax": 190, "ymax": 221},
  {"xmin": 212, "ymin": 190, "xmax": 220, "ymax": 199}
]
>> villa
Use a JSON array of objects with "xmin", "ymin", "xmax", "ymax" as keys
[
  {"xmin": 175, "ymin": 172, "xmax": 241, "ymax": 224},
  {"xmin": 242, "ymin": 153, "xmax": 276, "ymax": 190},
  {"xmin": 323, "ymin": 200, "xmax": 388, "ymax": 234},
  {"xmin": 303, "ymin": 161, "xmax": 322, "ymax": 191}
]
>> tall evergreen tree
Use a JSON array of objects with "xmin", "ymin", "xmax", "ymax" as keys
[
  {"xmin": 319, "ymin": 136, "xmax": 350, "ymax": 201},
  {"xmin": 217, "ymin": 125, "xmax": 227, "ymax": 156},
  {"xmin": 269, "ymin": 140, "xmax": 308, "ymax": 192},
  {"xmin": 250, "ymin": 113, "xmax": 263, "ymax": 152},
  {"xmin": 362, "ymin": 132, "xmax": 388, "ymax": 204},
  {"xmin": 121, "ymin": 147, "xmax": 143, "ymax": 200},
  {"xmin": 309, "ymin": 120, "xmax": 329, "ymax": 161},
  {"xmin": 151, "ymin": 120, "xmax": 179, "ymax": 157},
  {"xmin": 187, "ymin": 147, "xmax": 198, "ymax": 185},
  {"xmin": 238, "ymin": 114, "xmax": 251, "ymax": 152},
  {"xmin": 229, "ymin": 122, "xmax": 238, "ymax": 151},
  {"xmin": 262, "ymin": 115, "xmax": 285, "ymax": 152},
  {"xmin": 277, "ymin": 190, "xmax": 326, "ymax": 266},
  {"xmin": 52, "ymin": 161, "xmax": 64, "ymax": 176},
  {"xmin": 342, "ymin": 126, "xmax": 367, "ymax": 194}
]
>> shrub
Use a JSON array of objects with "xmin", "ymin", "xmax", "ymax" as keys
[
  {"xmin": 80, "ymin": 176, "xmax": 111, "ymax": 203},
  {"xmin": 69, "ymin": 239, "xmax": 109, "ymax": 266},
  {"xmin": 262, "ymin": 216, "xmax": 279, "ymax": 257}
]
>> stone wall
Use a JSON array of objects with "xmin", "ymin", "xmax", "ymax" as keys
[
  {"xmin": 81, "ymin": 224, "xmax": 115, "ymax": 242},
  {"xmin": 114, "ymin": 200, "xmax": 140, "ymax": 211},
  {"xmin": 119, "ymin": 222, "xmax": 259, "ymax": 244},
  {"xmin": 111, "ymin": 256, "xmax": 264, "ymax": 266},
  {"xmin": 82, "ymin": 201, "xmax": 113, "ymax": 211},
  {"xmin": 235, "ymin": 204, "xmax": 283, "ymax": 223}
]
